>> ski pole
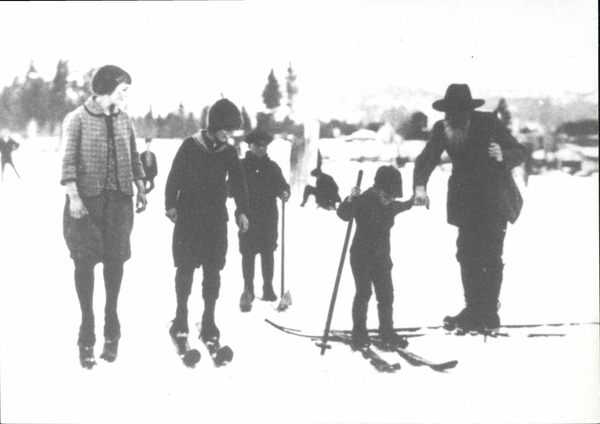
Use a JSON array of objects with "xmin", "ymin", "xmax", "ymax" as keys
[
  {"xmin": 317, "ymin": 169, "xmax": 363, "ymax": 355},
  {"xmin": 277, "ymin": 198, "xmax": 292, "ymax": 312},
  {"xmin": 280, "ymin": 199, "xmax": 285, "ymax": 297}
]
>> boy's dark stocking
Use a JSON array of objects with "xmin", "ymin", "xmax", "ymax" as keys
[
  {"xmin": 200, "ymin": 264, "xmax": 221, "ymax": 341},
  {"xmin": 74, "ymin": 261, "xmax": 96, "ymax": 347},
  {"xmin": 261, "ymin": 251, "xmax": 276, "ymax": 300},
  {"xmin": 174, "ymin": 266, "xmax": 195, "ymax": 333},
  {"xmin": 241, "ymin": 253, "xmax": 256, "ymax": 294}
]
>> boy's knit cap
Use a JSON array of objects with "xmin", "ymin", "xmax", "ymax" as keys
[
  {"xmin": 374, "ymin": 165, "xmax": 403, "ymax": 198},
  {"xmin": 208, "ymin": 99, "xmax": 243, "ymax": 132}
]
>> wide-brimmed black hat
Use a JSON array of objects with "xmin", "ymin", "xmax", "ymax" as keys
[{"xmin": 432, "ymin": 84, "xmax": 485, "ymax": 112}]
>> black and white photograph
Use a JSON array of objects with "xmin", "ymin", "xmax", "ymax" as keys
[{"xmin": 0, "ymin": 1, "xmax": 598, "ymax": 423}]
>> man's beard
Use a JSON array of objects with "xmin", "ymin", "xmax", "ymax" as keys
[{"xmin": 444, "ymin": 119, "xmax": 470, "ymax": 151}]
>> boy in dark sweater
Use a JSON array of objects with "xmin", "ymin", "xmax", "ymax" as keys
[
  {"xmin": 337, "ymin": 165, "xmax": 413, "ymax": 349},
  {"xmin": 164, "ymin": 98, "xmax": 249, "ymax": 347},
  {"xmin": 237, "ymin": 130, "xmax": 290, "ymax": 312}
]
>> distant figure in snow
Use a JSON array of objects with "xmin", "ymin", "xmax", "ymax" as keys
[
  {"xmin": 140, "ymin": 137, "xmax": 158, "ymax": 194},
  {"xmin": 0, "ymin": 130, "xmax": 21, "ymax": 181},
  {"xmin": 300, "ymin": 167, "xmax": 341, "ymax": 210},
  {"xmin": 61, "ymin": 65, "xmax": 147, "ymax": 369},
  {"xmin": 337, "ymin": 165, "xmax": 413, "ymax": 350},
  {"xmin": 412, "ymin": 84, "xmax": 527, "ymax": 334},
  {"xmin": 237, "ymin": 130, "xmax": 290, "ymax": 312},
  {"xmin": 164, "ymin": 98, "xmax": 249, "ymax": 350}
]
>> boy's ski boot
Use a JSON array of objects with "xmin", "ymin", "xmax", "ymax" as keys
[
  {"xmin": 169, "ymin": 322, "xmax": 201, "ymax": 368},
  {"xmin": 377, "ymin": 332, "xmax": 409, "ymax": 351},
  {"xmin": 79, "ymin": 345, "xmax": 97, "ymax": 370},
  {"xmin": 99, "ymin": 337, "xmax": 119, "ymax": 363},
  {"xmin": 239, "ymin": 288, "xmax": 255, "ymax": 312},
  {"xmin": 261, "ymin": 284, "xmax": 278, "ymax": 302},
  {"xmin": 197, "ymin": 322, "xmax": 233, "ymax": 367}
]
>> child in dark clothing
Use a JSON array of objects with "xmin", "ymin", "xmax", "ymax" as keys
[
  {"xmin": 140, "ymin": 138, "xmax": 158, "ymax": 194},
  {"xmin": 164, "ymin": 98, "xmax": 249, "ymax": 347},
  {"xmin": 300, "ymin": 167, "xmax": 341, "ymax": 210},
  {"xmin": 0, "ymin": 130, "xmax": 21, "ymax": 181},
  {"xmin": 238, "ymin": 130, "xmax": 290, "ymax": 312},
  {"xmin": 337, "ymin": 165, "xmax": 413, "ymax": 349}
]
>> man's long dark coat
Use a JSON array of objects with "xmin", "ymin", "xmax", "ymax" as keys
[{"xmin": 413, "ymin": 111, "xmax": 527, "ymax": 227}]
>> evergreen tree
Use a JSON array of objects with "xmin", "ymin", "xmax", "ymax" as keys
[
  {"xmin": 70, "ymin": 69, "xmax": 94, "ymax": 107},
  {"xmin": 262, "ymin": 69, "xmax": 282, "ymax": 110},
  {"xmin": 256, "ymin": 111, "xmax": 276, "ymax": 132},
  {"xmin": 185, "ymin": 112, "xmax": 198, "ymax": 136},
  {"xmin": 494, "ymin": 98, "xmax": 512, "ymax": 130},
  {"xmin": 241, "ymin": 106, "xmax": 252, "ymax": 133},
  {"xmin": 0, "ymin": 79, "xmax": 21, "ymax": 131},
  {"xmin": 140, "ymin": 105, "xmax": 157, "ymax": 138},
  {"xmin": 20, "ymin": 62, "xmax": 49, "ymax": 132},
  {"xmin": 285, "ymin": 62, "xmax": 299, "ymax": 113},
  {"xmin": 48, "ymin": 60, "xmax": 72, "ymax": 135}
]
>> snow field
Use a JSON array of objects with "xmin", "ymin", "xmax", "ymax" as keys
[{"xmin": 0, "ymin": 138, "xmax": 598, "ymax": 424}]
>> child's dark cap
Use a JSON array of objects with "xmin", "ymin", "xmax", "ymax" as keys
[
  {"xmin": 374, "ymin": 165, "xmax": 403, "ymax": 198},
  {"xmin": 245, "ymin": 130, "xmax": 273, "ymax": 146}
]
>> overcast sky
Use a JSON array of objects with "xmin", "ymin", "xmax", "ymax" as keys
[{"xmin": 1, "ymin": 0, "xmax": 598, "ymax": 120}]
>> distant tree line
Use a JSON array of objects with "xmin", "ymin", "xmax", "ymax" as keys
[
  {"xmin": 3, "ymin": 61, "xmax": 530, "ymax": 144},
  {"xmin": 0, "ymin": 61, "xmax": 87, "ymax": 136},
  {"xmin": 0, "ymin": 61, "xmax": 209, "ymax": 140}
]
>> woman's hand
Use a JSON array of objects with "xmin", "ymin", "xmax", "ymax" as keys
[
  {"xmin": 136, "ymin": 192, "xmax": 147, "ymax": 213},
  {"xmin": 66, "ymin": 182, "xmax": 88, "ymax": 219},
  {"xmin": 69, "ymin": 196, "xmax": 89, "ymax": 219}
]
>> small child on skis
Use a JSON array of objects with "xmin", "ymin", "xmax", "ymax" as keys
[
  {"xmin": 337, "ymin": 165, "xmax": 413, "ymax": 350},
  {"xmin": 238, "ymin": 130, "xmax": 290, "ymax": 312},
  {"xmin": 164, "ymin": 98, "xmax": 249, "ymax": 351}
]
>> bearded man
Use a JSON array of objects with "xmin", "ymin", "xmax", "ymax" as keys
[{"xmin": 413, "ymin": 84, "xmax": 527, "ymax": 333}]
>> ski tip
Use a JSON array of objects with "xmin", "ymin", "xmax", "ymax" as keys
[
  {"xmin": 216, "ymin": 346, "xmax": 234, "ymax": 365},
  {"xmin": 182, "ymin": 349, "xmax": 201, "ymax": 367},
  {"xmin": 432, "ymin": 360, "xmax": 459, "ymax": 372}
]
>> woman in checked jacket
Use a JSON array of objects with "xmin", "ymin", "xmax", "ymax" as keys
[{"xmin": 61, "ymin": 65, "xmax": 147, "ymax": 369}]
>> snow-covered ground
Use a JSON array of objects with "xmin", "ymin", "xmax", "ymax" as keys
[{"xmin": 1, "ymin": 138, "xmax": 598, "ymax": 424}]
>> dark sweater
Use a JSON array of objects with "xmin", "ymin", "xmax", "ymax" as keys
[
  {"xmin": 165, "ymin": 131, "xmax": 248, "ymax": 223},
  {"xmin": 337, "ymin": 187, "xmax": 412, "ymax": 258},
  {"xmin": 238, "ymin": 151, "xmax": 290, "ymax": 254}
]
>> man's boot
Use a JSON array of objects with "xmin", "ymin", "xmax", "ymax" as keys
[
  {"xmin": 444, "ymin": 263, "xmax": 481, "ymax": 333},
  {"xmin": 480, "ymin": 263, "xmax": 504, "ymax": 333}
]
